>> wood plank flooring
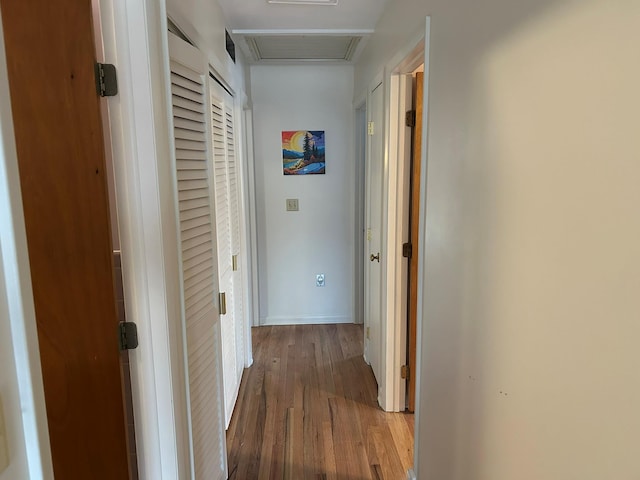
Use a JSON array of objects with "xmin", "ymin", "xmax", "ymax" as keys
[{"xmin": 226, "ymin": 324, "xmax": 414, "ymax": 480}]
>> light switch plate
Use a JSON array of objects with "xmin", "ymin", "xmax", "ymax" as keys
[
  {"xmin": 0, "ymin": 396, "xmax": 9, "ymax": 473},
  {"xmin": 286, "ymin": 198, "xmax": 299, "ymax": 211}
]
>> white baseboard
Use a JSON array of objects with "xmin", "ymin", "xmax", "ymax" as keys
[
  {"xmin": 407, "ymin": 469, "xmax": 416, "ymax": 480},
  {"xmin": 261, "ymin": 315, "xmax": 353, "ymax": 326}
]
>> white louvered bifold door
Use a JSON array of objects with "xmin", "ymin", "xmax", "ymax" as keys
[
  {"xmin": 210, "ymin": 81, "xmax": 245, "ymax": 427},
  {"xmin": 225, "ymin": 104, "xmax": 245, "ymax": 385},
  {"xmin": 168, "ymin": 32, "xmax": 227, "ymax": 480}
]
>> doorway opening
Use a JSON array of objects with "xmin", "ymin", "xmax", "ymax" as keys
[{"xmin": 387, "ymin": 38, "xmax": 426, "ymax": 412}]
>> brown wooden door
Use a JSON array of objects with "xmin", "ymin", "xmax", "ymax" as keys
[
  {"xmin": 0, "ymin": 1, "xmax": 131, "ymax": 478},
  {"xmin": 407, "ymin": 71, "xmax": 424, "ymax": 413}
]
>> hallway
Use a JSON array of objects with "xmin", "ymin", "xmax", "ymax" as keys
[{"xmin": 226, "ymin": 324, "xmax": 414, "ymax": 479}]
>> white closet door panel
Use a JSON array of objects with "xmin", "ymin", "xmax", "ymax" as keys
[
  {"xmin": 220, "ymin": 287, "xmax": 237, "ymax": 423},
  {"xmin": 210, "ymin": 84, "xmax": 241, "ymax": 427},
  {"xmin": 185, "ymin": 309, "xmax": 225, "ymax": 478},
  {"xmin": 169, "ymin": 31, "xmax": 226, "ymax": 480}
]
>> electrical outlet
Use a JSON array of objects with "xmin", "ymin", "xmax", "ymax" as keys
[
  {"xmin": 316, "ymin": 274, "xmax": 325, "ymax": 287},
  {"xmin": 286, "ymin": 198, "xmax": 299, "ymax": 211}
]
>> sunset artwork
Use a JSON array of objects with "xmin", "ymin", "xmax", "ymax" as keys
[{"xmin": 282, "ymin": 130, "xmax": 325, "ymax": 175}]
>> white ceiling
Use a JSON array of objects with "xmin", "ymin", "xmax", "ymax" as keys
[{"xmin": 217, "ymin": 0, "xmax": 390, "ymax": 63}]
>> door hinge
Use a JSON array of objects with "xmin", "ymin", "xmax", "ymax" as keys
[
  {"xmin": 402, "ymin": 242, "xmax": 412, "ymax": 258},
  {"xmin": 366, "ymin": 327, "xmax": 370, "ymax": 339},
  {"xmin": 95, "ymin": 63, "xmax": 118, "ymax": 97},
  {"xmin": 119, "ymin": 322, "xmax": 139, "ymax": 351},
  {"xmin": 232, "ymin": 254, "xmax": 238, "ymax": 272},
  {"xmin": 219, "ymin": 292, "xmax": 227, "ymax": 315},
  {"xmin": 367, "ymin": 121, "xmax": 374, "ymax": 136},
  {"xmin": 405, "ymin": 110, "xmax": 416, "ymax": 127},
  {"xmin": 401, "ymin": 365, "xmax": 410, "ymax": 380}
]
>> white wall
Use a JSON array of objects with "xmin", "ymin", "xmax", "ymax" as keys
[
  {"xmin": 0, "ymin": 254, "xmax": 28, "ymax": 480},
  {"xmin": 251, "ymin": 65, "xmax": 355, "ymax": 325},
  {"xmin": 357, "ymin": 0, "xmax": 640, "ymax": 478},
  {"xmin": 167, "ymin": 0, "xmax": 249, "ymax": 100}
]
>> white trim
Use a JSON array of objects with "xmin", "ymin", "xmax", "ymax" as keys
[
  {"xmin": 100, "ymin": 1, "xmax": 191, "ymax": 478},
  {"xmin": 378, "ymin": 65, "xmax": 392, "ymax": 411},
  {"xmin": 241, "ymin": 109, "xmax": 258, "ymax": 362},
  {"xmin": 353, "ymin": 103, "xmax": 366, "ymax": 325},
  {"xmin": 386, "ymin": 73, "xmax": 413, "ymax": 412},
  {"xmin": 0, "ymin": 13, "xmax": 54, "ymax": 479},
  {"xmin": 375, "ymin": 21, "xmax": 428, "ymax": 414},
  {"xmin": 261, "ymin": 315, "xmax": 352, "ymax": 326},
  {"xmin": 243, "ymin": 111, "xmax": 261, "ymax": 331},
  {"xmin": 412, "ymin": 16, "xmax": 431, "ymax": 480}
]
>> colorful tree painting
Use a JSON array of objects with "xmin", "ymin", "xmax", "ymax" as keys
[{"xmin": 282, "ymin": 130, "xmax": 325, "ymax": 175}]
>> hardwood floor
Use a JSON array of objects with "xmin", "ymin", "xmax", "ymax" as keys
[{"xmin": 226, "ymin": 324, "xmax": 414, "ymax": 480}]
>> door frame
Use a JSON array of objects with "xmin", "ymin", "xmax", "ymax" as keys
[
  {"xmin": 95, "ymin": 1, "xmax": 192, "ymax": 478},
  {"xmin": 366, "ymin": 28, "xmax": 429, "ymax": 413},
  {"xmin": 385, "ymin": 72, "xmax": 412, "ymax": 412},
  {"xmin": 385, "ymin": 36, "xmax": 428, "ymax": 412},
  {"xmin": 365, "ymin": 16, "xmax": 431, "ymax": 479}
]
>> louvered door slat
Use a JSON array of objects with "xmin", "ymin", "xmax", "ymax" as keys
[
  {"xmin": 174, "ymin": 117, "xmax": 206, "ymax": 133},
  {"xmin": 172, "ymin": 83, "xmax": 204, "ymax": 103},
  {"xmin": 176, "ymin": 153, "xmax": 208, "ymax": 164},
  {"xmin": 175, "ymin": 128, "xmax": 205, "ymax": 143},
  {"xmin": 173, "ymin": 105, "xmax": 205, "ymax": 123}
]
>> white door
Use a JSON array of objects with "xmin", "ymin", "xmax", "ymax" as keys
[
  {"xmin": 365, "ymin": 82, "xmax": 384, "ymax": 386},
  {"xmin": 210, "ymin": 80, "xmax": 245, "ymax": 427},
  {"xmin": 168, "ymin": 33, "xmax": 227, "ymax": 480}
]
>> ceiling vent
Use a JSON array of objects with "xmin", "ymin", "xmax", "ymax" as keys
[{"xmin": 245, "ymin": 35, "xmax": 361, "ymax": 62}]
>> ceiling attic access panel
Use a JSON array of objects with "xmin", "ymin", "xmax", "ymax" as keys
[{"xmin": 243, "ymin": 35, "xmax": 362, "ymax": 62}]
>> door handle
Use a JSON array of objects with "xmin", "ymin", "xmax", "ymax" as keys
[
  {"xmin": 370, "ymin": 253, "xmax": 380, "ymax": 262},
  {"xmin": 219, "ymin": 292, "xmax": 227, "ymax": 315}
]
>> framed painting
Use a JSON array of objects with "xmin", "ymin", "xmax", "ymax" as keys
[{"xmin": 282, "ymin": 130, "xmax": 325, "ymax": 175}]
